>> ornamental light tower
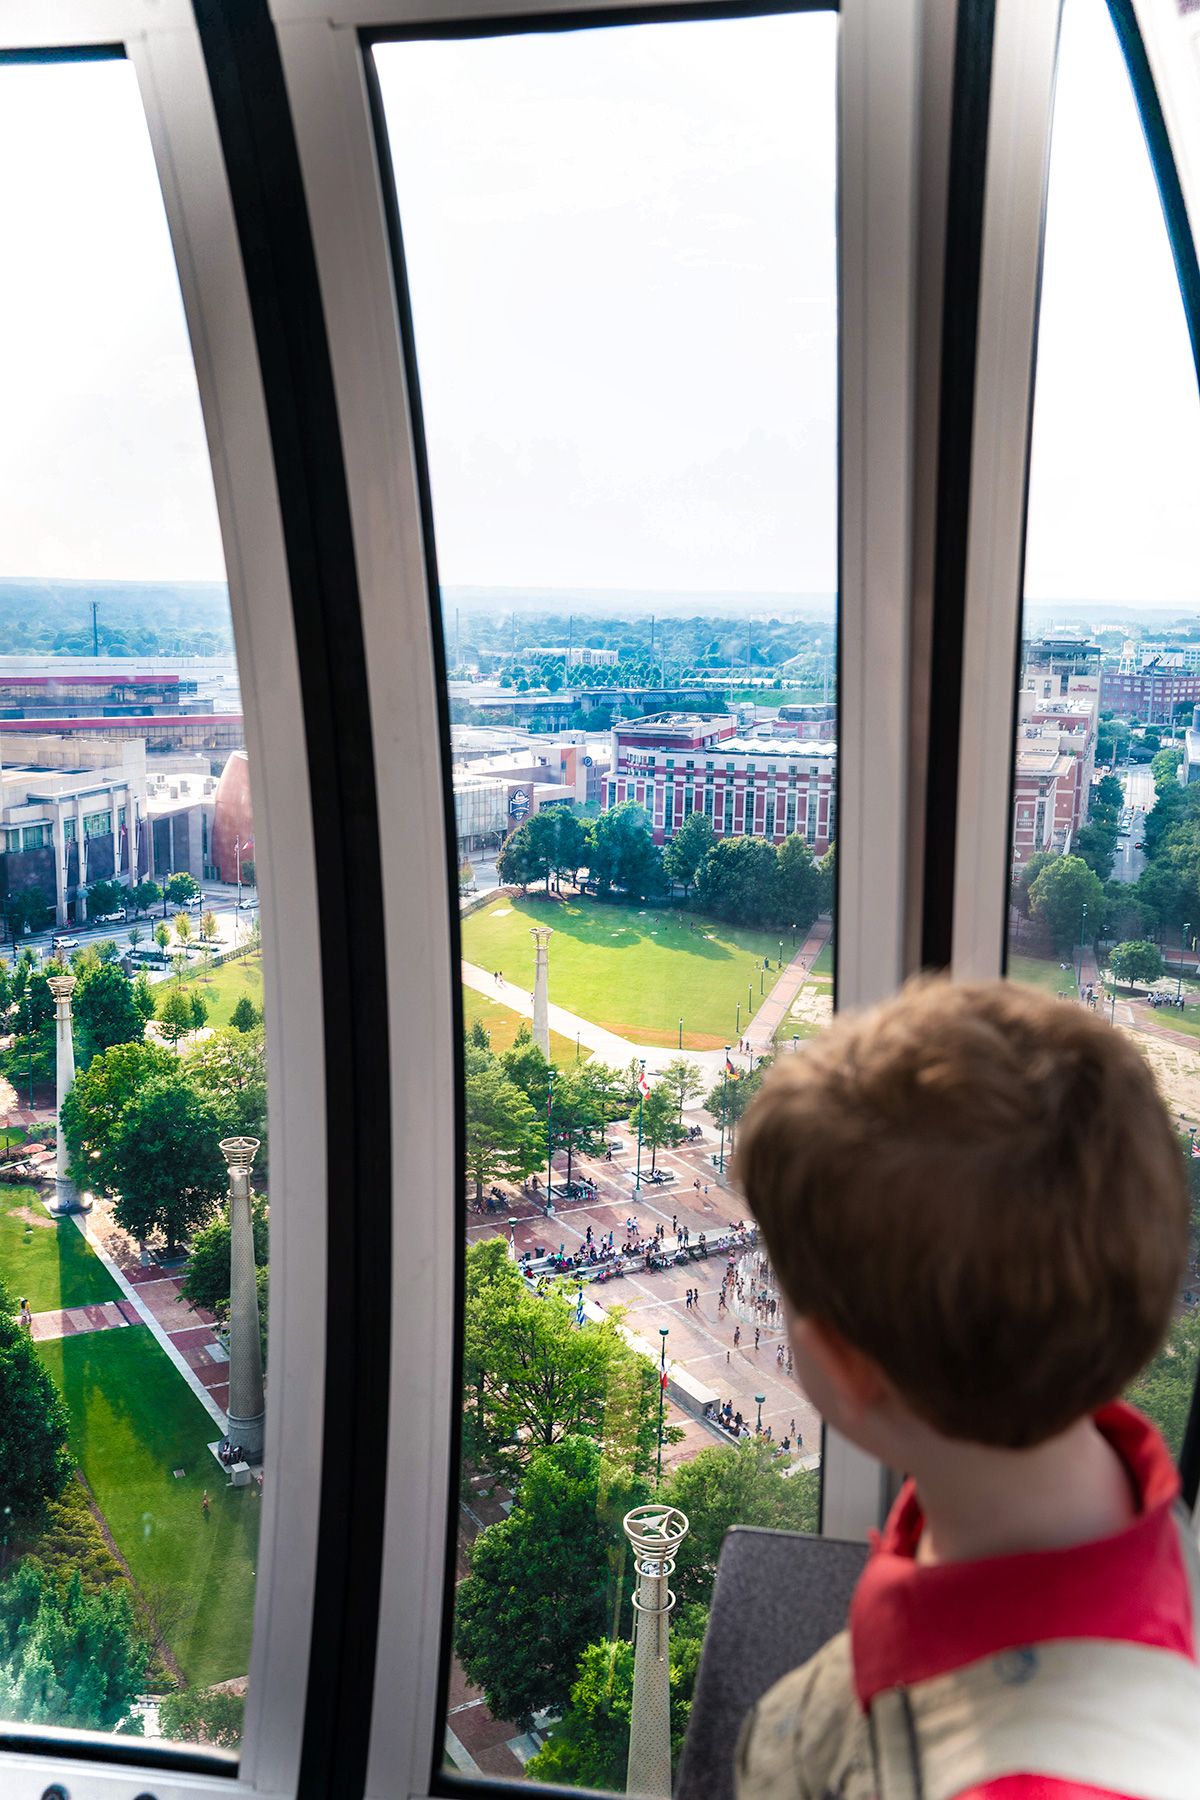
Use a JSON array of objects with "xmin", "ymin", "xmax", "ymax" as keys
[
  {"xmin": 623, "ymin": 1504, "xmax": 689, "ymax": 1798},
  {"xmin": 220, "ymin": 1137, "xmax": 265, "ymax": 1461},
  {"xmin": 46, "ymin": 975, "xmax": 81, "ymax": 1216},
  {"xmin": 529, "ymin": 925, "xmax": 553, "ymax": 1058}
]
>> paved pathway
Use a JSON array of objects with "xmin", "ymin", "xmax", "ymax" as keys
[
  {"xmin": 744, "ymin": 917, "xmax": 832, "ymax": 1055},
  {"xmin": 29, "ymin": 1299, "xmax": 139, "ymax": 1341}
]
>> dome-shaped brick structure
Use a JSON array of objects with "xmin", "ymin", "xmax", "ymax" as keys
[{"xmin": 211, "ymin": 750, "xmax": 255, "ymax": 885}]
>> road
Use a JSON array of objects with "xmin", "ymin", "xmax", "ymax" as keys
[
  {"xmin": 8, "ymin": 881, "xmax": 259, "ymax": 972},
  {"xmin": 1112, "ymin": 764, "xmax": 1156, "ymax": 884}
]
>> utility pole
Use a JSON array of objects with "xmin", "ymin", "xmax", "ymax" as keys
[{"xmin": 1180, "ymin": 922, "xmax": 1191, "ymax": 1003}]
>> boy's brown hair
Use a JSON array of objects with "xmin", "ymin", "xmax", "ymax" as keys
[{"xmin": 734, "ymin": 979, "xmax": 1188, "ymax": 1447}]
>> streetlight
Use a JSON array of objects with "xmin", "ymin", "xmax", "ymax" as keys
[
  {"xmin": 1078, "ymin": 902, "xmax": 1088, "ymax": 993},
  {"xmin": 546, "ymin": 1068, "xmax": 555, "ymax": 1205},
  {"xmin": 719, "ymin": 1047, "xmax": 729, "ymax": 1174},
  {"xmin": 678, "ymin": 1016, "xmax": 682, "ymax": 1050},
  {"xmin": 736, "ymin": 1001, "xmax": 741, "ymax": 1035},
  {"xmin": 657, "ymin": 1327, "xmax": 670, "ymax": 1482},
  {"xmin": 778, "ymin": 940, "xmax": 783, "ymax": 967},
  {"xmin": 792, "ymin": 1034, "xmax": 799, "ymax": 1054},
  {"xmin": 748, "ymin": 981, "xmax": 753, "ymax": 1015},
  {"xmin": 635, "ymin": 1060, "xmax": 646, "ymax": 1191},
  {"xmin": 759, "ymin": 968, "xmax": 764, "ymax": 996},
  {"xmin": 755, "ymin": 1392, "xmax": 765, "ymax": 1434},
  {"xmin": 1179, "ymin": 923, "xmax": 1192, "ymax": 1004},
  {"xmin": 25, "ymin": 993, "xmax": 32, "ymax": 1110}
]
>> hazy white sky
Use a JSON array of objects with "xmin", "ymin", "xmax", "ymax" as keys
[{"xmin": 1, "ymin": 1, "xmax": 1197, "ymax": 608}]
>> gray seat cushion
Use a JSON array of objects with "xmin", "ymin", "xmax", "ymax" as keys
[{"xmin": 674, "ymin": 1525, "xmax": 870, "ymax": 1800}]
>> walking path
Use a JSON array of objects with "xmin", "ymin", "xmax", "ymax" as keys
[
  {"xmin": 744, "ymin": 917, "xmax": 832, "ymax": 1055},
  {"xmin": 461, "ymin": 962, "xmax": 727, "ymax": 1076}
]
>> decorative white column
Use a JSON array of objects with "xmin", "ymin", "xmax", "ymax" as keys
[
  {"xmin": 530, "ymin": 926, "xmax": 553, "ymax": 1059},
  {"xmin": 624, "ymin": 1505, "xmax": 689, "ymax": 1798},
  {"xmin": 46, "ymin": 975, "xmax": 80, "ymax": 1215},
  {"xmin": 220, "ymin": 1136, "xmax": 266, "ymax": 1462}
]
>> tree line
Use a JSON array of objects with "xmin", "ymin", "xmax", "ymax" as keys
[{"xmin": 497, "ymin": 802, "xmax": 832, "ymax": 932}]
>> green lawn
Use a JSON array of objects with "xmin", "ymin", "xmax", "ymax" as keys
[
  {"xmin": 169, "ymin": 952, "xmax": 263, "ymax": 1029},
  {"xmin": 0, "ymin": 1185, "xmax": 119, "ymax": 1312},
  {"xmin": 1009, "ymin": 954, "xmax": 1079, "ymax": 1000},
  {"xmin": 809, "ymin": 942, "xmax": 834, "ymax": 979},
  {"xmin": 462, "ymin": 992, "xmax": 589, "ymax": 1066},
  {"xmin": 462, "ymin": 898, "xmax": 797, "ymax": 1047},
  {"xmin": 37, "ymin": 1329, "xmax": 258, "ymax": 1686}
]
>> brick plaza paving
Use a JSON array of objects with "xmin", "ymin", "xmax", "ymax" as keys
[{"xmin": 467, "ymin": 1109, "xmax": 822, "ymax": 1465}]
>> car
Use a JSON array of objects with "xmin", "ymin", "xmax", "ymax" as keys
[{"xmin": 1135, "ymin": 841, "xmax": 1145, "ymax": 850}]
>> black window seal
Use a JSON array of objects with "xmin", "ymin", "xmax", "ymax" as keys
[
  {"xmin": 191, "ymin": 6, "xmax": 393, "ymax": 1799},
  {"xmin": 362, "ymin": 8, "xmax": 836, "ymax": 1795},
  {"xmin": 1105, "ymin": 0, "xmax": 1200, "ymax": 1510},
  {"xmin": 920, "ymin": 0, "xmax": 997, "ymax": 971},
  {"xmin": 0, "ymin": 44, "xmax": 124, "ymax": 63}
]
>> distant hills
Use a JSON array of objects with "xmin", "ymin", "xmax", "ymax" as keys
[{"xmin": 0, "ymin": 578, "xmax": 233, "ymax": 657}]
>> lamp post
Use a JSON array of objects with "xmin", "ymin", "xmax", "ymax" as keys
[
  {"xmin": 759, "ymin": 968, "xmax": 764, "ymax": 996},
  {"xmin": 792, "ymin": 1034, "xmax": 799, "ymax": 1054},
  {"xmin": 735, "ymin": 1001, "xmax": 740, "ymax": 1035},
  {"xmin": 719, "ymin": 1048, "xmax": 729, "ymax": 1174},
  {"xmin": 25, "ymin": 993, "xmax": 32, "ymax": 1111},
  {"xmin": 755, "ymin": 1392, "xmax": 766, "ymax": 1434},
  {"xmin": 546, "ymin": 1067, "xmax": 555, "ymax": 1205},
  {"xmin": 778, "ymin": 940, "xmax": 783, "ymax": 967},
  {"xmin": 1179, "ymin": 922, "xmax": 1191, "ymax": 1003},
  {"xmin": 678, "ymin": 1016, "xmax": 682, "ymax": 1050},
  {"xmin": 1078, "ymin": 902, "xmax": 1088, "ymax": 992},
  {"xmin": 657, "ymin": 1326, "xmax": 669, "ymax": 1483},
  {"xmin": 635, "ymin": 1060, "xmax": 646, "ymax": 1191},
  {"xmin": 220, "ymin": 1136, "xmax": 265, "ymax": 1462}
]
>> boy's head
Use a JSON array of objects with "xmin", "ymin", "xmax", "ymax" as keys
[{"xmin": 734, "ymin": 979, "xmax": 1188, "ymax": 1449}]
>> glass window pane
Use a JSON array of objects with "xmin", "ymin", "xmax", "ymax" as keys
[
  {"xmin": 375, "ymin": 14, "xmax": 837, "ymax": 1787},
  {"xmin": 1009, "ymin": 1, "xmax": 1200, "ymax": 1451},
  {"xmin": 0, "ymin": 57, "xmax": 265, "ymax": 1757}
]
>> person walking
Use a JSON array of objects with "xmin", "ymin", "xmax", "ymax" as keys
[
  {"xmin": 202, "ymin": 1491, "xmax": 211, "ymax": 1517},
  {"xmin": 733, "ymin": 1325, "xmax": 741, "ymax": 1348},
  {"xmin": 754, "ymin": 1326, "xmax": 760, "ymax": 1350}
]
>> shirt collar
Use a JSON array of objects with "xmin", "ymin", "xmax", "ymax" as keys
[{"xmin": 850, "ymin": 1401, "xmax": 1191, "ymax": 1706}]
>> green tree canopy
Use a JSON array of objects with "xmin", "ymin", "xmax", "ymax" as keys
[
  {"xmin": 185, "ymin": 1027, "xmax": 268, "ymax": 1151},
  {"xmin": 1152, "ymin": 745, "xmax": 1184, "ymax": 791},
  {"xmin": 73, "ymin": 962, "xmax": 143, "ymax": 1066},
  {"xmin": 464, "ymin": 1067, "xmax": 543, "ymax": 1201},
  {"xmin": 159, "ymin": 1687, "xmax": 244, "ymax": 1748},
  {"xmin": 587, "ymin": 803, "xmax": 663, "ymax": 900},
  {"xmin": 1109, "ymin": 940, "xmax": 1165, "ymax": 990},
  {"xmin": 659, "ymin": 1055, "xmax": 705, "ymax": 1121},
  {"xmin": 131, "ymin": 971, "xmax": 156, "ymax": 1024},
  {"xmin": 230, "ymin": 995, "xmax": 261, "ymax": 1032},
  {"xmin": 696, "ymin": 836, "xmax": 777, "ymax": 927},
  {"xmin": 0, "ymin": 1280, "xmax": 72, "ymax": 1527},
  {"xmin": 156, "ymin": 985, "xmax": 193, "ymax": 1048},
  {"xmin": 771, "ymin": 832, "xmax": 824, "ymax": 934},
  {"xmin": 132, "ymin": 880, "xmax": 161, "ymax": 914},
  {"xmin": 1028, "ymin": 854, "xmax": 1103, "ymax": 953},
  {"xmin": 60, "ymin": 1039, "xmax": 177, "ymax": 1196},
  {"xmin": 663, "ymin": 812, "xmax": 715, "ymax": 897},
  {"xmin": 454, "ymin": 1435, "xmax": 644, "ymax": 1730},
  {"xmin": 83, "ymin": 879, "xmax": 126, "ymax": 920},
  {"xmin": 661, "ymin": 1440, "xmax": 819, "ymax": 1609},
  {"xmin": 0, "ymin": 1561, "xmax": 147, "ymax": 1731},
  {"xmin": 110, "ymin": 1075, "xmax": 228, "ymax": 1252},
  {"xmin": 640, "ymin": 1081, "xmax": 683, "ymax": 1173},
  {"xmin": 164, "ymin": 873, "xmax": 200, "ymax": 907}
]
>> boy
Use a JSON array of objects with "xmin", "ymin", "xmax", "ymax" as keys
[{"xmin": 733, "ymin": 979, "xmax": 1200, "ymax": 1800}]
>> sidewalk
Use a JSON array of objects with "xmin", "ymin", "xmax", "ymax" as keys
[{"xmin": 745, "ymin": 916, "xmax": 832, "ymax": 1054}]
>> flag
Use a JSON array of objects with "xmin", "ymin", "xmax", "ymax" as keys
[
  {"xmin": 1192, "ymin": 1144, "xmax": 1200, "ymax": 1159},
  {"xmin": 637, "ymin": 1068, "xmax": 650, "ymax": 1098},
  {"xmin": 576, "ymin": 1288, "xmax": 585, "ymax": 1326},
  {"xmin": 725, "ymin": 1055, "xmax": 738, "ymax": 1078},
  {"xmin": 660, "ymin": 1365, "xmax": 669, "ymax": 1392}
]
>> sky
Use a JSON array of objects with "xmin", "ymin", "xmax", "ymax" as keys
[{"xmin": 1, "ymin": 1, "xmax": 1198, "ymax": 608}]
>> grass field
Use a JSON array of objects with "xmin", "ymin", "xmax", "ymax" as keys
[
  {"xmin": 0, "ymin": 1185, "xmax": 120, "ymax": 1312},
  {"xmin": 1009, "ymin": 954, "xmax": 1079, "ymax": 1000},
  {"xmin": 462, "ymin": 898, "xmax": 802, "ymax": 1047},
  {"xmin": 168, "ymin": 951, "xmax": 263, "ymax": 1029},
  {"xmin": 462, "ymin": 992, "xmax": 588, "ymax": 1065},
  {"xmin": 37, "ymin": 1329, "xmax": 258, "ymax": 1686}
]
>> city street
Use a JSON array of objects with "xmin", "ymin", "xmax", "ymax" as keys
[
  {"xmin": 6, "ymin": 881, "xmax": 259, "ymax": 973},
  {"xmin": 1113, "ymin": 763, "xmax": 1156, "ymax": 883}
]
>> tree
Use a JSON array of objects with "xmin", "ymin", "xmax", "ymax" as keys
[
  {"xmin": 0, "ymin": 1280, "xmax": 72, "ymax": 1526},
  {"xmin": 6, "ymin": 891, "xmax": 52, "ymax": 937},
  {"xmin": 239, "ymin": 860, "xmax": 256, "ymax": 889},
  {"xmin": 497, "ymin": 828, "xmax": 540, "ymax": 893},
  {"xmin": 526, "ymin": 1611, "xmax": 705, "ymax": 1790},
  {"xmin": 83, "ymin": 879, "xmax": 126, "ymax": 920},
  {"xmin": 661, "ymin": 1441, "xmax": 819, "ymax": 1609},
  {"xmin": 174, "ymin": 911, "xmax": 193, "ymax": 949},
  {"xmin": 153, "ymin": 922, "xmax": 171, "ymax": 955},
  {"xmin": 72, "ymin": 963, "xmax": 143, "ymax": 1066},
  {"xmin": 230, "ymin": 995, "xmax": 261, "ymax": 1032},
  {"xmin": 182, "ymin": 1195, "xmax": 269, "ymax": 1318},
  {"xmin": 60, "ymin": 1040, "xmax": 177, "ymax": 1196},
  {"xmin": 110, "ymin": 1075, "xmax": 228, "ymax": 1252},
  {"xmin": 189, "ymin": 991, "xmax": 209, "ymax": 1031},
  {"xmin": 1127, "ymin": 1306, "xmax": 1200, "ymax": 1459},
  {"xmin": 185, "ymin": 1026, "xmax": 268, "ymax": 1151},
  {"xmin": 132, "ymin": 972, "xmax": 156, "ymax": 1025},
  {"xmin": 1027, "ymin": 854, "xmax": 1104, "ymax": 954},
  {"xmin": 501, "ymin": 1024, "xmax": 552, "ymax": 1113},
  {"xmin": 1109, "ymin": 940, "xmax": 1165, "ymax": 990},
  {"xmin": 132, "ymin": 880, "xmax": 161, "ymax": 915},
  {"xmin": 454, "ymin": 1436, "xmax": 643, "ymax": 1730},
  {"xmin": 3, "ymin": 968, "xmax": 60, "ymax": 1091},
  {"xmin": 1013, "ymin": 849, "xmax": 1058, "ymax": 918},
  {"xmin": 1073, "ymin": 821, "xmax": 1117, "ymax": 882},
  {"xmin": 547, "ymin": 1060, "xmax": 620, "ymax": 1186},
  {"xmin": 663, "ymin": 813, "xmax": 715, "ymax": 897},
  {"xmin": 658, "ymin": 1055, "xmax": 705, "ymax": 1122},
  {"xmin": 587, "ymin": 803, "xmax": 663, "ymax": 900},
  {"xmin": 156, "ymin": 986, "xmax": 193, "ymax": 1049},
  {"xmin": 638, "ymin": 1082, "xmax": 683, "ymax": 1174},
  {"xmin": 464, "ymin": 1067, "xmax": 542, "ymax": 1201},
  {"xmin": 0, "ymin": 1561, "xmax": 147, "ymax": 1731},
  {"xmin": 165, "ymin": 873, "xmax": 200, "ymax": 907},
  {"xmin": 1092, "ymin": 772, "xmax": 1124, "ymax": 822},
  {"xmin": 200, "ymin": 911, "xmax": 219, "ymax": 943},
  {"xmin": 1152, "ymin": 745, "xmax": 1184, "ymax": 792},
  {"xmin": 159, "ymin": 1688, "xmax": 244, "ymax": 1749},
  {"xmin": 696, "ymin": 836, "xmax": 777, "ymax": 927},
  {"xmin": 771, "ymin": 832, "xmax": 824, "ymax": 934}
]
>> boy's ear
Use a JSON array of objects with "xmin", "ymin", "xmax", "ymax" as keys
[{"xmin": 794, "ymin": 1316, "xmax": 888, "ymax": 1424}]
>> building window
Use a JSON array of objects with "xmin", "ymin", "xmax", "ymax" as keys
[
  {"xmin": 806, "ymin": 788, "xmax": 818, "ymax": 841},
  {"xmin": 664, "ymin": 789, "xmax": 674, "ymax": 832},
  {"xmin": 62, "ymin": 818, "xmax": 76, "ymax": 843},
  {"xmin": 83, "ymin": 811, "xmax": 112, "ymax": 839},
  {"xmin": 704, "ymin": 788, "xmax": 715, "ymax": 821},
  {"xmin": 5, "ymin": 830, "xmax": 19, "ymax": 853},
  {"xmin": 765, "ymin": 799, "xmax": 775, "ymax": 837},
  {"xmin": 22, "ymin": 825, "xmax": 47, "ymax": 852},
  {"xmin": 724, "ymin": 787, "xmax": 733, "ymax": 834},
  {"xmin": 786, "ymin": 793, "xmax": 796, "ymax": 834}
]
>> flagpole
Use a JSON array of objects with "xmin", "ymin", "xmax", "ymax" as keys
[
  {"xmin": 719, "ymin": 1046, "xmax": 729, "ymax": 1174},
  {"xmin": 635, "ymin": 1059, "xmax": 646, "ymax": 1191}
]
